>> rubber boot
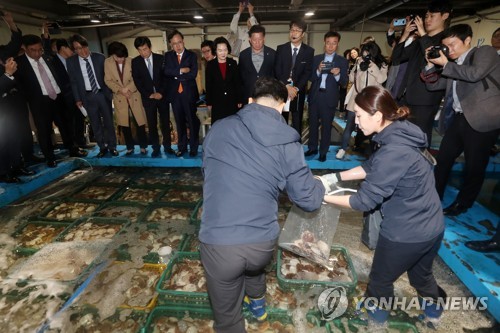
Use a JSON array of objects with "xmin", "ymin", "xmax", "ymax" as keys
[
  {"xmin": 243, "ymin": 295, "xmax": 268, "ymax": 321},
  {"xmin": 418, "ymin": 286, "xmax": 447, "ymax": 330}
]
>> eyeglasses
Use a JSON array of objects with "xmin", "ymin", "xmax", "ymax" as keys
[{"xmin": 290, "ymin": 29, "xmax": 303, "ymax": 33}]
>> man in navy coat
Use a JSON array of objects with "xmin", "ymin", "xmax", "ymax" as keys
[
  {"xmin": 307, "ymin": 31, "xmax": 348, "ymax": 162},
  {"xmin": 163, "ymin": 30, "xmax": 200, "ymax": 157}
]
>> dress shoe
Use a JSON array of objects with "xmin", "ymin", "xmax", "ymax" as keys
[
  {"xmin": 0, "ymin": 174, "xmax": 21, "ymax": 183},
  {"xmin": 443, "ymin": 201, "xmax": 469, "ymax": 216},
  {"xmin": 13, "ymin": 167, "xmax": 36, "ymax": 176},
  {"xmin": 318, "ymin": 154, "xmax": 327, "ymax": 162},
  {"xmin": 175, "ymin": 150, "xmax": 186, "ymax": 157},
  {"xmin": 97, "ymin": 149, "xmax": 108, "ymax": 158},
  {"xmin": 304, "ymin": 150, "xmax": 318, "ymax": 157},
  {"xmin": 151, "ymin": 149, "xmax": 161, "ymax": 158},
  {"xmin": 140, "ymin": 148, "xmax": 148, "ymax": 155},
  {"xmin": 70, "ymin": 149, "xmax": 88, "ymax": 157},
  {"xmin": 47, "ymin": 160, "xmax": 57, "ymax": 168},
  {"xmin": 110, "ymin": 149, "xmax": 119, "ymax": 157},
  {"xmin": 189, "ymin": 151, "xmax": 198, "ymax": 157},
  {"xmin": 465, "ymin": 239, "xmax": 500, "ymax": 253},
  {"xmin": 164, "ymin": 147, "xmax": 175, "ymax": 155}
]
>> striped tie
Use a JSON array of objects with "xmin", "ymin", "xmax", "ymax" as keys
[
  {"xmin": 84, "ymin": 58, "xmax": 99, "ymax": 94},
  {"xmin": 177, "ymin": 54, "xmax": 183, "ymax": 94}
]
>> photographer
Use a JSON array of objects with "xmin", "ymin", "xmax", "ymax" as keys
[
  {"xmin": 422, "ymin": 24, "xmax": 500, "ymax": 216},
  {"xmin": 391, "ymin": 0, "xmax": 452, "ymax": 147},
  {"xmin": 336, "ymin": 41, "xmax": 388, "ymax": 159}
]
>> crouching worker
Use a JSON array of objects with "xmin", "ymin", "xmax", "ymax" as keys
[
  {"xmin": 199, "ymin": 76, "xmax": 325, "ymax": 333},
  {"xmin": 320, "ymin": 86, "xmax": 446, "ymax": 328}
]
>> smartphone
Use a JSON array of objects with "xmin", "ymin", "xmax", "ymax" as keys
[{"xmin": 393, "ymin": 18, "xmax": 407, "ymax": 27}]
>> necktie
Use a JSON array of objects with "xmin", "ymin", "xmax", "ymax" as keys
[
  {"xmin": 36, "ymin": 59, "xmax": 57, "ymax": 100},
  {"xmin": 177, "ymin": 54, "xmax": 183, "ymax": 94},
  {"xmin": 147, "ymin": 57, "xmax": 153, "ymax": 79},
  {"xmin": 290, "ymin": 47, "xmax": 298, "ymax": 80},
  {"xmin": 84, "ymin": 58, "xmax": 99, "ymax": 94}
]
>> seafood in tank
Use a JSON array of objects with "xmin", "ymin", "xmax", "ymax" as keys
[
  {"xmin": 146, "ymin": 207, "xmax": 193, "ymax": 222},
  {"xmin": 281, "ymin": 231, "xmax": 330, "ymax": 266},
  {"xmin": 160, "ymin": 188, "xmax": 202, "ymax": 204},
  {"xmin": 119, "ymin": 188, "xmax": 162, "ymax": 202},
  {"xmin": 15, "ymin": 223, "xmax": 67, "ymax": 249},
  {"xmin": 45, "ymin": 202, "xmax": 98, "ymax": 221},
  {"xmin": 122, "ymin": 265, "xmax": 163, "ymax": 308},
  {"xmin": 265, "ymin": 271, "xmax": 297, "ymax": 310},
  {"xmin": 73, "ymin": 186, "xmax": 119, "ymax": 200},
  {"xmin": 61, "ymin": 221, "xmax": 123, "ymax": 242},
  {"xmin": 93, "ymin": 204, "xmax": 144, "ymax": 222},
  {"xmin": 163, "ymin": 258, "xmax": 206, "ymax": 292},
  {"xmin": 61, "ymin": 307, "xmax": 145, "ymax": 333}
]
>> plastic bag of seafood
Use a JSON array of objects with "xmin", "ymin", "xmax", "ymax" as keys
[{"xmin": 278, "ymin": 204, "xmax": 341, "ymax": 268}]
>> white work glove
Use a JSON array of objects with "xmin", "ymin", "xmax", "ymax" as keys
[{"xmin": 315, "ymin": 172, "xmax": 341, "ymax": 194}]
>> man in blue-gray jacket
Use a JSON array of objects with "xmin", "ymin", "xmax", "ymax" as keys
[{"xmin": 199, "ymin": 77, "xmax": 325, "ymax": 333}]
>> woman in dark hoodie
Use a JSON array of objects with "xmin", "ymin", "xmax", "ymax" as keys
[{"xmin": 321, "ymin": 86, "xmax": 445, "ymax": 327}]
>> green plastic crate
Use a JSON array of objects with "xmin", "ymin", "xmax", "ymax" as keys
[
  {"xmin": 277, "ymin": 245, "xmax": 358, "ymax": 295},
  {"xmin": 54, "ymin": 216, "xmax": 130, "ymax": 242},
  {"xmin": 142, "ymin": 305, "xmax": 324, "ymax": 333},
  {"xmin": 326, "ymin": 317, "xmax": 419, "ymax": 333},
  {"xmin": 141, "ymin": 203, "xmax": 196, "ymax": 224},
  {"xmin": 93, "ymin": 201, "xmax": 146, "ymax": 223},
  {"xmin": 189, "ymin": 198, "xmax": 203, "ymax": 226},
  {"xmin": 155, "ymin": 251, "xmax": 210, "ymax": 307},
  {"xmin": 12, "ymin": 220, "xmax": 72, "ymax": 255},
  {"xmin": 159, "ymin": 185, "xmax": 203, "ymax": 205}
]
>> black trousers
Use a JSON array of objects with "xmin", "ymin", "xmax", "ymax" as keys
[
  {"xmin": 143, "ymin": 98, "xmax": 172, "ymax": 151},
  {"xmin": 85, "ymin": 91, "xmax": 117, "ymax": 150},
  {"xmin": 308, "ymin": 91, "xmax": 335, "ymax": 155},
  {"xmin": 0, "ymin": 98, "xmax": 21, "ymax": 174},
  {"xmin": 121, "ymin": 125, "xmax": 147, "ymax": 150},
  {"xmin": 367, "ymin": 232, "xmax": 444, "ymax": 301},
  {"xmin": 434, "ymin": 113, "xmax": 499, "ymax": 207},
  {"xmin": 282, "ymin": 91, "xmax": 306, "ymax": 136},
  {"xmin": 406, "ymin": 103, "xmax": 440, "ymax": 148},
  {"xmin": 200, "ymin": 239, "xmax": 276, "ymax": 333},
  {"xmin": 172, "ymin": 92, "xmax": 200, "ymax": 153}
]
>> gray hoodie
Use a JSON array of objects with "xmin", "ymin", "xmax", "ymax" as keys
[
  {"xmin": 200, "ymin": 102, "xmax": 324, "ymax": 245},
  {"xmin": 349, "ymin": 120, "xmax": 444, "ymax": 243}
]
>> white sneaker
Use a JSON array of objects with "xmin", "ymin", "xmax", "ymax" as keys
[{"xmin": 336, "ymin": 149, "xmax": 346, "ymax": 159}]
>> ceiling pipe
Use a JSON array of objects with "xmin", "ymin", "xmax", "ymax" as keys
[{"xmin": 349, "ymin": 0, "xmax": 411, "ymax": 28}]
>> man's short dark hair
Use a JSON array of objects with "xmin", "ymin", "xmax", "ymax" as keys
[
  {"xmin": 289, "ymin": 20, "xmax": 307, "ymax": 33},
  {"xmin": 167, "ymin": 30, "xmax": 184, "ymax": 43},
  {"xmin": 442, "ymin": 24, "xmax": 473, "ymax": 42},
  {"xmin": 201, "ymin": 40, "xmax": 215, "ymax": 55},
  {"xmin": 55, "ymin": 38, "xmax": 70, "ymax": 52},
  {"xmin": 248, "ymin": 25, "xmax": 266, "ymax": 38},
  {"xmin": 428, "ymin": 0, "xmax": 453, "ymax": 27},
  {"xmin": 68, "ymin": 34, "xmax": 89, "ymax": 48},
  {"xmin": 493, "ymin": 27, "xmax": 500, "ymax": 37},
  {"xmin": 134, "ymin": 36, "xmax": 152, "ymax": 49},
  {"xmin": 22, "ymin": 34, "xmax": 42, "ymax": 47},
  {"xmin": 107, "ymin": 41, "xmax": 128, "ymax": 57},
  {"xmin": 252, "ymin": 77, "xmax": 288, "ymax": 104},
  {"xmin": 324, "ymin": 31, "xmax": 341, "ymax": 41}
]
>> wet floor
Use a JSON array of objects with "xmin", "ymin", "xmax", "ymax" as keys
[{"xmin": 0, "ymin": 166, "xmax": 497, "ymax": 332}]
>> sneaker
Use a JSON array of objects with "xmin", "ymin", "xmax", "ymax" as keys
[
  {"xmin": 243, "ymin": 295, "xmax": 268, "ymax": 321},
  {"xmin": 336, "ymin": 149, "xmax": 346, "ymax": 159}
]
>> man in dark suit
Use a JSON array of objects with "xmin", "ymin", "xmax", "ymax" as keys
[
  {"xmin": 66, "ymin": 34, "xmax": 117, "ymax": 158},
  {"xmin": 306, "ymin": 31, "xmax": 348, "ymax": 162},
  {"xmin": 423, "ymin": 24, "xmax": 500, "ymax": 216},
  {"xmin": 14, "ymin": 35, "xmax": 86, "ymax": 168},
  {"xmin": 132, "ymin": 36, "xmax": 175, "ymax": 158},
  {"xmin": 238, "ymin": 25, "xmax": 275, "ymax": 104},
  {"xmin": 163, "ymin": 30, "xmax": 200, "ymax": 157},
  {"xmin": 391, "ymin": 0, "xmax": 452, "ymax": 146},
  {"xmin": 275, "ymin": 20, "xmax": 314, "ymax": 136}
]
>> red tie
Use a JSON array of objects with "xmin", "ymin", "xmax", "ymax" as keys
[{"xmin": 177, "ymin": 54, "xmax": 183, "ymax": 94}]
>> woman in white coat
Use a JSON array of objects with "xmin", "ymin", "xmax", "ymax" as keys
[{"xmin": 337, "ymin": 41, "xmax": 388, "ymax": 159}]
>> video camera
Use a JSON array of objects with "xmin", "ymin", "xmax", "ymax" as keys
[
  {"xmin": 359, "ymin": 55, "xmax": 371, "ymax": 71},
  {"xmin": 427, "ymin": 45, "xmax": 449, "ymax": 59}
]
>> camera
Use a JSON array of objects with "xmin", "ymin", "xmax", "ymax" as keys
[
  {"xmin": 427, "ymin": 45, "xmax": 449, "ymax": 59},
  {"xmin": 322, "ymin": 61, "xmax": 335, "ymax": 73},
  {"xmin": 393, "ymin": 14, "xmax": 415, "ymax": 27},
  {"xmin": 359, "ymin": 55, "xmax": 371, "ymax": 71}
]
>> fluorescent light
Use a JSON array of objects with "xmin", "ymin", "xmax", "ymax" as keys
[
  {"xmin": 305, "ymin": 11, "xmax": 315, "ymax": 16},
  {"xmin": 91, "ymin": 19, "xmax": 101, "ymax": 23},
  {"xmin": 194, "ymin": 15, "xmax": 203, "ymax": 19}
]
